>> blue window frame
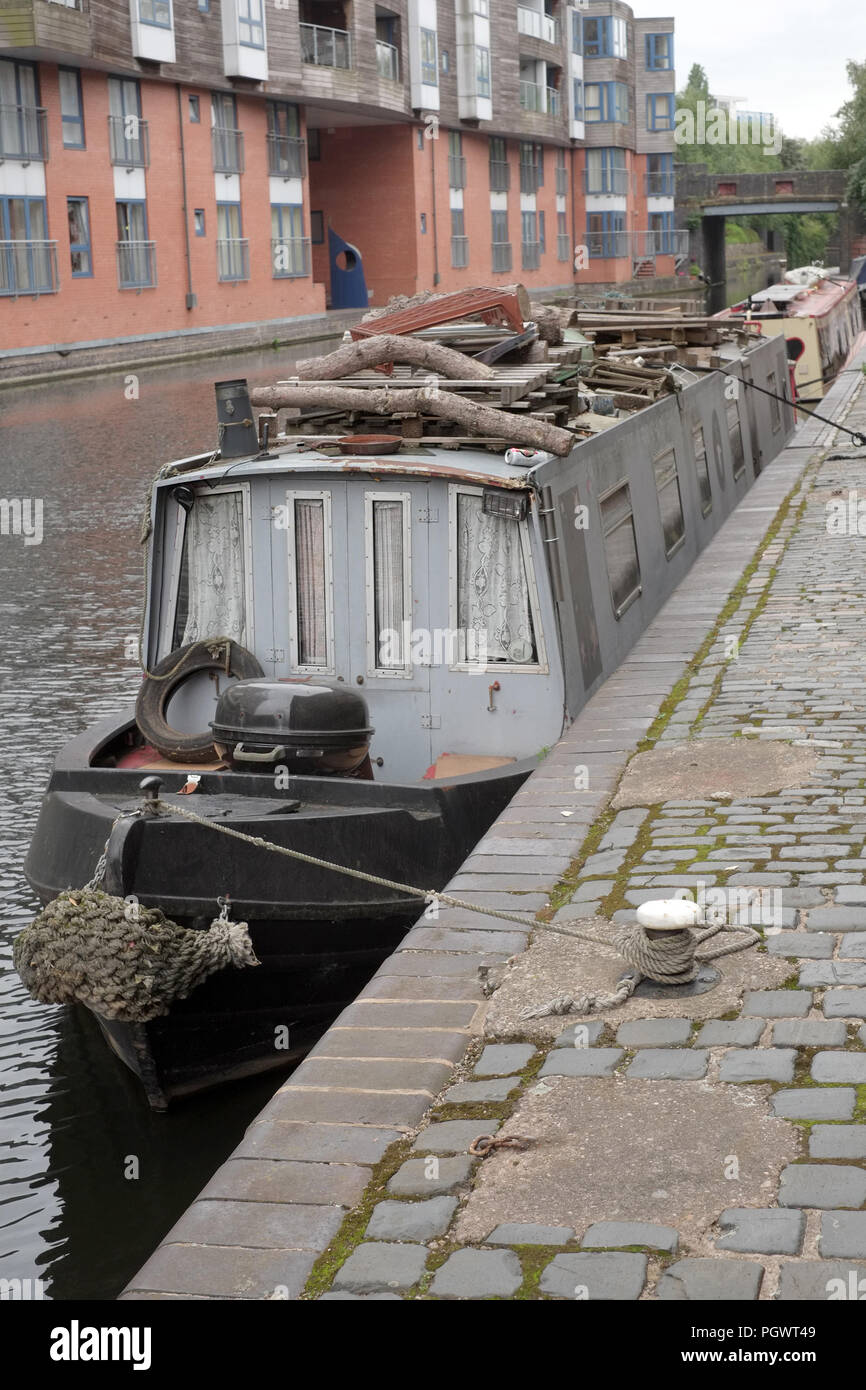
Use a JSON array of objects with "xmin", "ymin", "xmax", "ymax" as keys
[
  {"xmin": 0, "ymin": 194, "xmax": 53, "ymax": 294},
  {"xmin": 67, "ymin": 196, "xmax": 92, "ymax": 276},
  {"xmin": 572, "ymin": 78, "xmax": 583, "ymax": 120},
  {"xmin": 582, "ymin": 14, "xmax": 627, "ymax": 59},
  {"xmin": 585, "ymin": 82, "xmax": 629, "ymax": 124},
  {"xmin": 647, "ymin": 92, "xmax": 675, "ymax": 131},
  {"xmin": 645, "ymin": 33, "xmax": 673, "ymax": 70},
  {"xmin": 59, "ymin": 68, "xmax": 85, "ymax": 149},
  {"xmin": 138, "ymin": 0, "xmax": 172, "ymax": 28},
  {"xmin": 585, "ymin": 147, "xmax": 628, "ymax": 194},
  {"xmin": 571, "ymin": 9, "xmax": 582, "ymax": 53},
  {"xmin": 587, "ymin": 210, "xmax": 625, "ymax": 259},
  {"xmin": 238, "ymin": 0, "xmax": 265, "ymax": 49},
  {"xmin": 198, "ymin": 0, "xmax": 210, "ymax": 10},
  {"xmin": 194, "ymin": 208, "xmax": 205, "ymax": 236},
  {"xmin": 646, "ymin": 152, "xmax": 674, "ymax": 196},
  {"xmin": 538, "ymin": 209, "xmax": 545, "ymax": 254},
  {"xmin": 649, "ymin": 210, "xmax": 674, "ymax": 253}
]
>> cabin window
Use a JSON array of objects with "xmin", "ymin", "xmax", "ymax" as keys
[
  {"xmin": 652, "ymin": 448, "xmax": 685, "ymax": 557},
  {"xmin": 768, "ymin": 372, "xmax": 782, "ymax": 432},
  {"xmin": 173, "ymin": 487, "xmax": 249, "ymax": 649},
  {"xmin": 600, "ymin": 482, "xmax": 641, "ymax": 617},
  {"xmin": 452, "ymin": 489, "xmax": 540, "ymax": 667},
  {"xmin": 286, "ymin": 491, "xmax": 333, "ymax": 673},
  {"xmin": 693, "ymin": 425, "xmax": 712, "ymax": 515},
  {"xmin": 365, "ymin": 493, "xmax": 412, "ymax": 675},
  {"xmin": 726, "ymin": 397, "xmax": 746, "ymax": 479}
]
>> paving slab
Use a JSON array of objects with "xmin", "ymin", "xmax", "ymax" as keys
[
  {"xmin": 656, "ymin": 1258, "xmax": 764, "ymax": 1301},
  {"xmin": 823, "ymin": 989, "xmax": 866, "ymax": 1018},
  {"xmin": 778, "ymin": 1164, "xmax": 866, "ymax": 1209},
  {"xmin": 777, "ymin": 1260, "xmax": 866, "ymax": 1301},
  {"xmin": 695, "ymin": 1019, "xmax": 765, "ymax": 1047},
  {"xmin": 811, "ymin": 1052, "xmax": 866, "ymax": 1084},
  {"xmin": 615, "ymin": 1018, "xmax": 692, "ymax": 1048},
  {"xmin": 820, "ymin": 1212, "xmax": 866, "ymax": 1259},
  {"xmin": 387, "ymin": 1157, "xmax": 476, "ymax": 1197},
  {"xmin": 627, "ymin": 1050, "xmax": 708, "ymax": 1080},
  {"xmin": 581, "ymin": 1221, "xmax": 678, "ymax": 1253},
  {"xmin": 716, "ymin": 1208, "xmax": 805, "ymax": 1256},
  {"xmin": 412, "ymin": 1119, "xmax": 500, "ymax": 1154},
  {"xmin": 719, "ymin": 1048, "xmax": 796, "ymax": 1083},
  {"xmin": 486, "ymin": 1223, "xmax": 574, "ymax": 1247},
  {"xmin": 611, "ymin": 741, "xmax": 818, "ymax": 808},
  {"xmin": 771, "ymin": 1020, "xmax": 848, "ymax": 1048},
  {"xmin": 540, "ymin": 1049, "xmax": 624, "ymax": 1078},
  {"xmin": 539, "ymin": 1252, "xmax": 647, "ymax": 1300},
  {"xmin": 741, "ymin": 991, "xmax": 812, "ymax": 1018},
  {"xmin": 429, "ymin": 1248, "xmax": 523, "ymax": 1299},
  {"xmin": 333, "ymin": 1243, "xmax": 429, "ymax": 1294},
  {"xmin": 771, "ymin": 1088, "xmax": 856, "ymax": 1120},
  {"xmin": 366, "ymin": 1197, "xmax": 457, "ymax": 1243},
  {"xmin": 809, "ymin": 1125, "xmax": 866, "ymax": 1159},
  {"xmin": 475, "ymin": 1044, "xmax": 535, "ymax": 1076}
]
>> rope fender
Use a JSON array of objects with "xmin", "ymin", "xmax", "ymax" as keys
[{"xmin": 13, "ymin": 889, "xmax": 259, "ymax": 1023}]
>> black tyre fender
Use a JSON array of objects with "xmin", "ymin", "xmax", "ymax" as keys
[{"xmin": 135, "ymin": 639, "xmax": 265, "ymax": 763}]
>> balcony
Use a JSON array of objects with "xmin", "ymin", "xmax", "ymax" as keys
[
  {"xmin": 489, "ymin": 158, "xmax": 510, "ymax": 192},
  {"xmin": 646, "ymin": 170, "xmax": 675, "ymax": 197},
  {"xmin": 116, "ymin": 240, "xmax": 156, "ymax": 289},
  {"xmin": 267, "ymin": 134, "xmax": 307, "ymax": 178},
  {"xmin": 212, "ymin": 126, "xmax": 245, "ymax": 175},
  {"xmin": 491, "ymin": 241, "xmax": 512, "ymax": 273},
  {"xmin": 448, "ymin": 154, "xmax": 467, "ymax": 189},
  {"xmin": 520, "ymin": 81, "xmax": 559, "ymax": 115},
  {"xmin": 585, "ymin": 228, "xmax": 688, "ymax": 264},
  {"xmin": 517, "ymin": 7, "xmax": 558, "ymax": 43},
  {"xmin": 108, "ymin": 115, "xmax": 149, "ymax": 169},
  {"xmin": 0, "ymin": 240, "xmax": 58, "ymax": 296},
  {"xmin": 0, "ymin": 2, "xmax": 91, "ymax": 58},
  {"xmin": 376, "ymin": 39, "xmax": 399, "ymax": 81},
  {"xmin": 272, "ymin": 237, "xmax": 311, "ymax": 278},
  {"xmin": 555, "ymin": 165, "xmax": 568, "ymax": 196},
  {"xmin": 0, "ymin": 106, "xmax": 48, "ymax": 162},
  {"xmin": 557, "ymin": 233, "xmax": 570, "ymax": 262},
  {"xmin": 301, "ymin": 23, "xmax": 352, "ymax": 69},
  {"xmin": 521, "ymin": 240, "xmax": 540, "ymax": 270},
  {"xmin": 584, "ymin": 168, "xmax": 629, "ymax": 195},
  {"xmin": 217, "ymin": 237, "xmax": 250, "ymax": 282},
  {"xmin": 451, "ymin": 236, "xmax": 469, "ymax": 269}
]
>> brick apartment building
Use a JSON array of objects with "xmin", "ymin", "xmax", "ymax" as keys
[{"xmin": 0, "ymin": 0, "xmax": 681, "ymax": 353}]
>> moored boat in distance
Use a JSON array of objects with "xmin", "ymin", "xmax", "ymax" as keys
[
  {"xmin": 18, "ymin": 291, "xmax": 796, "ymax": 1108},
  {"xmin": 715, "ymin": 264, "xmax": 863, "ymax": 402}
]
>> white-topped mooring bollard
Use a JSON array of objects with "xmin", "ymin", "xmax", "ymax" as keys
[{"xmin": 635, "ymin": 898, "xmax": 704, "ymax": 932}]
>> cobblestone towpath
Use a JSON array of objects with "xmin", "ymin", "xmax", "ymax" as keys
[{"xmin": 124, "ymin": 352, "xmax": 866, "ymax": 1302}]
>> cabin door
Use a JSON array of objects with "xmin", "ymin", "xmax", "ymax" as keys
[{"xmin": 270, "ymin": 478, "xmax": 433, "ymax": 782}]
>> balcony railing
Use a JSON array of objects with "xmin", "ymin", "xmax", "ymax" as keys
[
  {"xmin": 272, "ymin": 237, "xmax": 311, "ymax": 278},
  {"xmin": 520, "ymin": 81, "xmax": 559, "ymax": 115},
  {"xmin": 555, "ymin": 165, "xmax": 568, "ymax": 195},
  {"xmin": 108, "ymin": 114, "xmax": 149, "ymax": 169},
  {"xmin": 217, "ymin": 237, "xmax": 250, "ymax": 282},
  {"xmin": 646, "ymin": 170, "xmax": 675, "ymax": 197},
  {"xmin": 376, "ymin": 39, "xmax": 399, "ymax": 81},
  {"xmin": 0, "ymin": 240, "xmax": 58, "ymax": 296},
  {"xmin": 521, "ymin": 240, "xmax": 541, "ymax": 270},
  {"xmin": 491, "ymin": 241, "xmax": 512, "ymax": 273},
  {"xmin": 546, "ymin": 86, "xmax": 560, "ymax": 115},
  {"xmin": 517, "ymin": 6, "xmax": 558, "ymax": 43},
  {"xmin": 584, "ymin": 167, "xmax": 629, "ymax": 195},
  {"xmin": 0, "ymin": 106, "xmax": 48, "ymax": 162},
  {"xmin": 448, "ymin": 153, "xmax": 467, "ymax": 189},
  {"xmin": 489, "ymin": 158, "xmax": 510, "ymax": 192},
  {"xmin": 451, "ymin": 236, "xmax": 469, "ymax": 269},
  {"xmin": 267, "ymin": 133, "xmax": 307, "ymax": 178},
  {"xmin": 212, "ymin": 126, "xmax": 244, "ymax": 174},
  {"xmin": 557, "ymin": 233, "xmax": 570, "ymax": 262},
  {"xmin": 585, "ymin": 229, "xmax": 689, "ymax": 261},
  {"xmin": 301, "ymin": 23, "xmax": 352, "ymax": 69},
  {"xmin": 116, "ymin": 240, "xmax": 156, "ymax": 289},
  {"xmin": 519, "ymin": 161, "xmax": 541, "ymax": 194}
]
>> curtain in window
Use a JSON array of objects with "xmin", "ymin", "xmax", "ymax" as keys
[
  {"xmin": 294, "ymin": 499, "xmax": 327, "ymax": 666},
  {"xmin": 372, "ymin": 501, "xmax": 406, "ymax": 668},
  {"xmin": 456, "ymin": 494, "xmax": 535, "ymax": 663},
  {"xmin": 181, "ymin": 492, "xmax": 246, "ymax": 645}
]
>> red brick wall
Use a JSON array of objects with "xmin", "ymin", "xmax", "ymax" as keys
[{"xmin": 3, "ymin": 67, "xmax": 324, "ymax": 351}]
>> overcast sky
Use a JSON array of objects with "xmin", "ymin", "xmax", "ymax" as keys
[{"xmin": 636, "ymin": 0, "xmax": 866, "ymax": 140}]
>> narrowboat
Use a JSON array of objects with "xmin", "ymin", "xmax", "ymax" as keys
[
  {"xmin": 19, "ymin": 310, "xmax": 796, "ymax": 1107},
  {"xmin": 716, "ymin": 265, "xmax": 863, "ymax": 402}
]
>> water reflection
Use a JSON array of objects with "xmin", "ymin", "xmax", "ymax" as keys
[{"xmin": 0, "ymin": 343, "xmax": 334, "ymax": 1299}]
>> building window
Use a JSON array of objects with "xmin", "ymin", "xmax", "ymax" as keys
[
  {"xmin": 67, "ymin": 197, "xmax": 91, "ymax": 276},
  {"xmin": 600, "ymin": 482, "xmax": 641, "ymax": 617},
  {"xmin": 489, "ymin": 135, "xmax": 509, "ymax": 191},
  {"xmin": 587, "ymin": 211, "xmax": 625, "ymax": 258},
  {"xmin": 238, "ymin": 0, "xmax": 265, "ymax": 49},
  {"xmin": 646, "ymin": 151, "xmax": 674, "ymax": 196},
  {"xmin": 647, "ymin": 92, "xmax": 675, "ymax": 131},
  {"xmin": 138, "ymin": 0, "xmax": 172, "ymax": 28},
  {"xmin": 267, "ymin": 101, "xmax": 304, "ymax": 177},
  {"xmin": 693, "ymin": 425, "xmax": 712, "ymax": 515},
  {"xmin": 521, "ymin": 210, "xmax": 539, "ymax": 270},
  {"xmin": 572, "ymin": 78, "xmax": 583, "ymax": 120},
  {"xmin": 59, "ymin": 68, "xmax": 85, "ymax": 149},
  {"xmin": 420, "ymin": 28, "xmax": 438, "ymax": 86},
  {"xmin": 307, "ymin": 127, "xmax": 321, "ymax": 160},
  {"xmin": 585, "ymin": 82, "xmax": 628, "ymax": 123},
  {"xmin": 272, "ymin": 203, "xmax": 308, "ymax": 278},
  {"xmin": 649, "ymin": 210, "xmax": 674, "ymax": 253},
  {"xmin": 189, "ymin": 94, "xmax": 200, "ymax": 122},
  {"xmin": 448, "ymin": 131, "xmax": 466, "ymax": 189},
  {"xmin": 310, "ymin": 210, "xmax": 324, "ymax": 244},
  {"xmin": 420, "ymin": 211, "xmax": 427, "ymax": 233},
  {"xmin": 198, "ymin": 0, "xmax": 209, "ymax": 10},
  {"xmin": 217, "ymin": 202, "xmax": 248, "ymax": 281},
  {"xmin": 583, "ymin": 14, "xmax": 627, "ymax": 59},
  {"xmin": 556, "ymin": 210, "xmax": 569, "ymax": 261},
  {"xmin": 0, "ymin": 195, "xmax": 56, "ymax": 296},
  {"xmin": 653, "ymin": 448, "xmax": 684, "ymax": 556},
  {"xmin": 116, "ymin": 200, "xmax": 155, "ymax": 289},
  {"xmin": 194, "ymin": 208, "xmax": 206, "ymax": 236},
  {"xmin": 108, "ymin": 77, "xmax": 147, "ymax": 167},
  {"xmin": 0, "ymin": 59, "xmax": 45, "ymax": 162},
  {"xmin": 476, "ymin": 46, "xmax": 491, "ymax": 98},
  {"xmin": 212, "ymin": 91, "xmax": 243, "ymax": 173},
  {"xmin": 519, "ymin": 140, "xmax": 542, "ymax": 194},
  {"xmin": 491, "ymin": 208, "xmax": 510, "ymax": 272},
  {"xmin": 451, "ymin": 208, "xmax": 468, "ymax": 268},
  {"xmin": 585, "ymin": 147, "xmax": 627, "ymax": 194},
  {"xmin": 571, "ymin": 9, "xmax": 582, "ymax": 53},
  {"xmin": 441, "ymin": 49, "xmax": 450, "ymax": 73},
  {"xmin": 538, "ymin": 209, "xmax": 545, "ymax": 255},
  {"xmin": 646, "ymin": 32, "xmax": 673, "ymax": 70}
]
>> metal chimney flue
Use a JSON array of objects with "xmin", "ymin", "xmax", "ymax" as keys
[{"xmin": 214, "ymin": 379, "xmax": 259, "ymax": 459}]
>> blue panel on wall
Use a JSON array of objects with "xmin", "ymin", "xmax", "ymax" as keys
[{"xmin": 328, "ymin": 227, "xmax": 368, "ymax": 309}]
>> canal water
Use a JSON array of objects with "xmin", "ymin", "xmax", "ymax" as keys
[{"xmin": 0, "ymin": 344, "xmax": 334, "ymax": 1300}]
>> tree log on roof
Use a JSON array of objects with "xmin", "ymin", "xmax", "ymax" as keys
[{"xmin": 294, "ymin": 334, "xmax": 495, "ymax": 382}]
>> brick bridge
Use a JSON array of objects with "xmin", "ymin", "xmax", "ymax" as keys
[{"xmin": 675, "ymin": 166, "xmax": 865, "ymax": 311}]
